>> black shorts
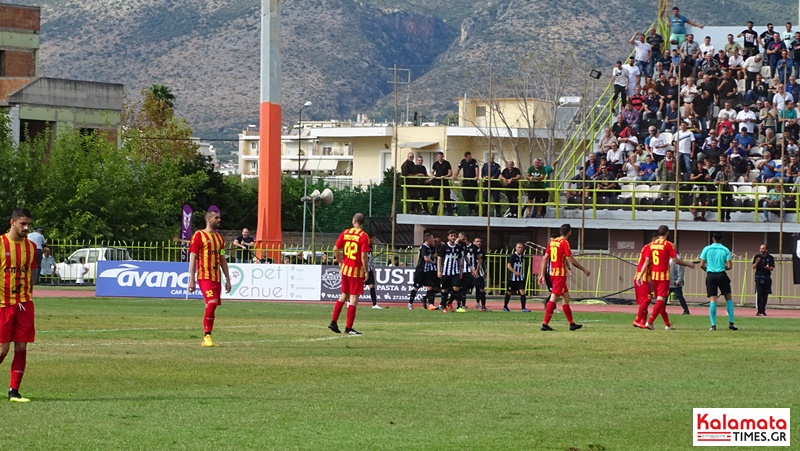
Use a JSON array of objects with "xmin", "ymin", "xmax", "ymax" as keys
[
  {"xmin": 414, "ymin": 270, "xmax": 438, "ymax": 288},
  {"xmin": 461, "ymin": 273, "xmax": 474, "ymax": 292},
  {"xmin": 706, "ymin": 272, "xmax": 732, "ymax": 298},
  {"xmin": 472, "ymin": 276, "xmax": 486, "ymax": 290},
  {"xmin": 529, "ymin": 190, "xmax": 548, "ymax": 203},
  {"xmin": 364, "ymin": 270, "xmax": 375, "ymax": 286},
  {"xmin": 507, "ymin": 279, "xmax": 526, "ymax": 292},
  {"xmin": 440, "ymin": 274, "xmax": 462, "ymax": 290}
]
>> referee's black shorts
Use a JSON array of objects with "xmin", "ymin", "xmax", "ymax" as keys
[{"xmin": 705, "ymin": 272, "xmax": 732, "ymax": 298}]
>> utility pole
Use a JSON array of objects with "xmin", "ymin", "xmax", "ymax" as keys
[{"xmin": 388, "ymin": 66, "xmax": 411, "ymax": 251}]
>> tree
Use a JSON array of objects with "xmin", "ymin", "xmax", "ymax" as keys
[
  {"xmin": 123, "ymin": 86, "xmax": 197, "ymax": 164},
  {"xmin": 464, "ymin": 50, "xmax": 588, "ymax": 169},
  {"xmin": 144, "ymin": 84, "xmax": 176, "ymax": 126}
]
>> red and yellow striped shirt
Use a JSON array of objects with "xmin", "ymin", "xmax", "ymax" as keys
[
  {"xmin": 547, "ymin": 237, "xmax": 572, "ymax": 277},
  {"xmin": 635, "ymin": 243, "xmax": 651, "ymax": 283},
  {"xmin": 645, "ymin": 238, "xmax": 676, "ymax": 281},
  {"xmin": 189, "ymin": 230, "xmax": 225, "ymax": 282},
  {"xmin": 0, "ymin": 234, "xmax": 37, "ymax": 307},
  {"xmin": 335, "ymin": 228, "xmax": 369, "ymax": 279}
]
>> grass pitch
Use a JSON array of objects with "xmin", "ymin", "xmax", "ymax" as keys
[{"xmin": 2, "ymin": 298, "xmax": 799, "ymax": 450}]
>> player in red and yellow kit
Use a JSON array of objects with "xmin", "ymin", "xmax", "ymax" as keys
[
  {"xmin": 188, "ymin": 211, "xmax": 231, "ymax": 347},
  {"xmin": 537, "ymin": 224, "xmax": 591, "ymax": 331},
  {"xmin": 636, "ymin": 225, "xmax": 695, "ymax": 330},
  {"xmin": 0, "ymin": 208, "xmax": 38, "ymax": 402},
  {"xmin": 633, "ymin": 235, "xmax": 656, "ymax": 328},
  {"xmin": 329, "ymin": 213, "xmax": 370, "ymax": 336}
]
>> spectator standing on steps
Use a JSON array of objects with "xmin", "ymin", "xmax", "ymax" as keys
[
  {"xmin": 431, "ymin": 152, "xmax": 453, "ymax": 216},
  {"xmin": 752, "ymin": 244, "xmax": 775, "ymax": 316}
]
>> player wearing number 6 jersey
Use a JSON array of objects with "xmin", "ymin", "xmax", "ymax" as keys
[
  {"xmin": 329, "ymin": 213, "xmax": 370, "ymax": 336},
  {"xmin": 0, "ymin": 208, "xmax": 38, "ymax": 402},
  {"xmin": 537, "ymin": 224, "xmax": 591, "ymax": 331},
  {"xmin": 635, "ymin": 225, "xmax": 694, "ymax": 330}
]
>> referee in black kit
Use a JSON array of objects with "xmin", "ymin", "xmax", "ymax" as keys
[{"xmin": 752, "ymin": 244, "xmax": 775, "ymax": 316}]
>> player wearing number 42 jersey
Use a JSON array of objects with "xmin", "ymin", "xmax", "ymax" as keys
[
  {"xmin": 329, "ymin": 213, "xmax": 370, "ymax": 336},
  {"xmin": 537, "ymin": 224, "xmax": 591, "ymax": 331},
  {"xmin": 188, "ymin": 211, "xmax": 232, "ymax": 348},
  {"xmin": 0, "ymin": 208, "xmax": 38, "ymax": 402},
  {"xmin": 635, "ymin": 225, "xmax": 694, "ymax": 330}
]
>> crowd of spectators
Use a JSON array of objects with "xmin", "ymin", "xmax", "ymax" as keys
[{"xmin": 400, "ymin": 13, "xmax": 800, "ymax": 221}]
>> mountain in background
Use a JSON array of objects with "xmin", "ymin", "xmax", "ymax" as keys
[{"xmin": 6, "ymin": 0, "xmax": 796, "ymax": 154}]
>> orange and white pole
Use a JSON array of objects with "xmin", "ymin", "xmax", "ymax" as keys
[{"xmin": 257, "ymin": 0, "xmax": 283, "ymax": 256}]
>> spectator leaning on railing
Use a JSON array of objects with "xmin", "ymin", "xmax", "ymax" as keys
[
  {"xmin": 481, "ymin": 153, "xmax": 502, "ymax": 217},
  {"xmin": 500, "ymin": 160, "xmax": 522, "ymax": 217},
  {"xmin": 453, "ymin": 151, "xmax": 480, "ymax": 216},
  {"xmin": 431, "ymin": 151, "xmax": 453, "ymax": 216},
  {"xmin": 525, "ymin": 158, "xmax": 556, "ymax": 218}
]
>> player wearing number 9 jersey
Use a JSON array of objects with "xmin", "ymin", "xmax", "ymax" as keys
[
  {"xmin": 0, "ymin": 208, "xmax": 38, "ymax": 402},
  {"xmin": 537, "ymin": 224, "xmax": 591, "ymax": 331},
  {"xmin": 636, "ymin": 225, "xmax": 695, "ymax": 330},
  {"xmin": 329, "ymin": 213, "xmax": 370, "ymax": 336}
]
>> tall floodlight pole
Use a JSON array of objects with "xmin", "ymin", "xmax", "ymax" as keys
[{"xmin": 257, "ymin": 0, "xmax": 283, "ymax": 256}]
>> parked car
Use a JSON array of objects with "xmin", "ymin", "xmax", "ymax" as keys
[{"xmin": 56, "ymin": 247, "xmax": 131, "ymax": 282}]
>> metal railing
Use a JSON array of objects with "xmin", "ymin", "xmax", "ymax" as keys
[
  {"xmin": 400, "ymin": 176, "xmax": 800, "ymax": 222},
  {"xmin": 41, "ymin": 239, "xmax": 800, "ymax": 305}
]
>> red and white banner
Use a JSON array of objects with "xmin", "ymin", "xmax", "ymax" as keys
[{"xmin": 693, "ymin": 408, "xmax": 790, "ymax": 447}]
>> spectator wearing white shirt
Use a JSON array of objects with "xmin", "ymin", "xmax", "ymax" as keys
[
  {"xmin": 699, "ymin": 36, "xmax": 715, "ymax": 58},
  {"xmin": 674, "ymin": 121, "xmax": 695, "ymax": 181},
  {"xmin": 728, "ymin": 48, "xmax": 745, "ymax": 80},
  {"xmin": 630, "ymin": 32, "xmax": 652, "ymax": 81},
  {"xmin": 624, "ymin": 56, "xmax": 641, "ymax": 97},
  {"xmin": 736, "ymin": 104, "xmax": 758, "ymax": 134},
  {"xmin": 718, "ymin": 102, "xmax": 737, "ymax": 121},
  {"xmin": 612, "ymin": 60, "xmax": 629, "ymax": 109},
  {"xmin": 648, "ymin": 128, "xmax": 669, "ymax": 162},
  {"xmin": 743, "ymin": 54, "xmax": 764, "ymax": 93},
  {"xmin": 773, "ymin": 84, "xmax": 794, "ymax": 111}
]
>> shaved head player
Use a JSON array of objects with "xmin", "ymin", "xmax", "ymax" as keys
[{"xmin": 329, "ymin": 213, "xmax": 370, "ymax": 336}]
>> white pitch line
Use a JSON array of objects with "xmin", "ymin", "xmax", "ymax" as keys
[{"xmin": 38, "ymin": 324, "xmax": 328, "ymax": 334}]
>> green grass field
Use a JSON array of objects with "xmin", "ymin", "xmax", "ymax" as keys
[{"xmin": 2, "ymin": 298, "xmax": 798, "ymax": 450}]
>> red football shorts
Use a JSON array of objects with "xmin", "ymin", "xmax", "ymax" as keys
[
  {"xmin": 198, "ymin": 279, "xmax": 222, "ymax": 304},
  {"xmin": 341, "ymin": 275, "xmax": 365, "ymax": 296},
  {"xmin": 634, "ymin": 279, "xmax": 652, "ymax": 305},
  {"xmin": 652, "ymin": 280, "xmax": 670, "ymax": 300},
  {"xmin": 550, "ymin": 275, "xmax": 568, "ymax": 296},
  {"xmin": 0, "ymin": 302, "xmax": 35, "ymax": 343}
]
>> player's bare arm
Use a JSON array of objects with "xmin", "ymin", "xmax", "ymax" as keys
[
  {"xmin": 188, "ymin": 252, "xmax": 198, "ymax": 293},
  {"xmin": 699, "ymin": 258, "xmax": 708, "ymax": 271},
  {"xmin": 437, "ymin": 256, "xmax": 443, "ymax": 278},
  {"xmin": 636, "ymin": 258, "xmax": 651, "ymax": 284},
  {"xmin": 725, "ymin": 259, "xmax": 732, "ymax": 271},
  {"xmin": 568, "ymin": 256, "xmax": 590, "ymax": 277},
  {"xmin": 361, "ymin": 251, "xmax": 369, "ymax": 275},
  {"xmin": 673, "ymin": 255, "xmax": 696, "ymax": 269},
  {"xmin": 333, "ymin": 246, "xmax": 344, "ymax": 266},
  {"xmin": 220, "ymin": 255, "xmax": 232, "ymax": 293}
]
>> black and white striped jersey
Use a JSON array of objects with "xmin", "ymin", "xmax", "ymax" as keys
[
  {"xmin": 464, "ymin": 243, "xmax": 485, "ymax": 277},
  {"xmin": 416, "ymin": 243, "xmax": 437, "ymax": 273},
  {"xmin": 366, "ymin": 249, "xmax": 375, "ymax": 272},
  {"xmin": 438, "ymin": 242, "xmax": 464, "ymax": 276},
  {"xmin": 508, "ymin": 252, "xmax": 525, "ymax": 281}
]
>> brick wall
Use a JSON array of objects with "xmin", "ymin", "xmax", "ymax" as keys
[
  {"xmin": 2, "ymin": 51, "xmax": 36, "ymax": 77},
  {"xmin": 0, "ymin": 77, "xmax": 33, "ymax": 102},
  {"xmin": 0, "ymin": 5, "xmax": 41, "ymax": 32}
]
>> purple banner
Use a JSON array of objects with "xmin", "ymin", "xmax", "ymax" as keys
[
  {"xmin": 181, "ymin": 204, "xmax": 192, "ymax": 262},
  {"xmin": 319, "ymin": 265, "xmax": 428, "ymax": 303}
]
